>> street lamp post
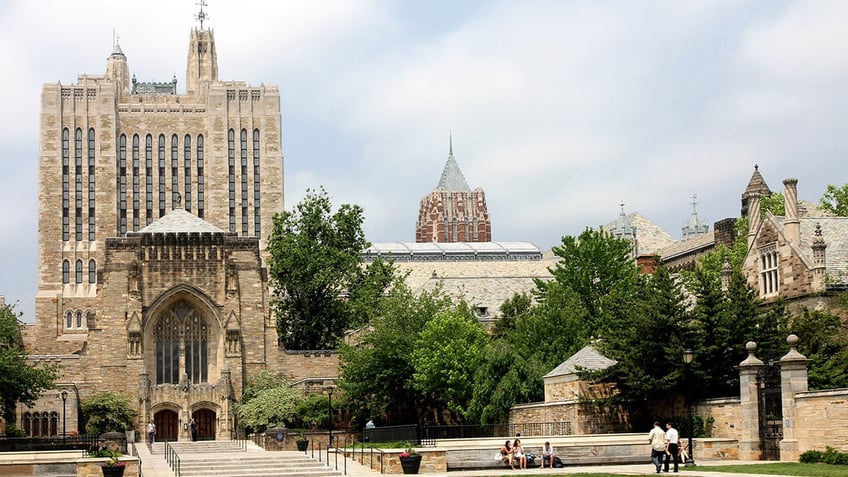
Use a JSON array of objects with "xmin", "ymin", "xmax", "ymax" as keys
[
  {"xmin": 60, "ymin": 390, "xmax": 68, "ymax": 444},
  {"xmin": 327, "ymin": 387, "xmax": 334, "ymax": 449},
  {"xmin": 682, "ymin": 349, "xmax": 696, "ymax": 467}
]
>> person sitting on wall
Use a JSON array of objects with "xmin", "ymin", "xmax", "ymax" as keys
[
  {"xmin": 541, "ymin": 441, "xmax": 557, "ymax": 468},
  {"xmin": 500, "ymin": 440, "xmax": 514, "ymax": 470}
]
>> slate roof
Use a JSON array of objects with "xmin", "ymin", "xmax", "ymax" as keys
[
  {"xmin": 363, "ymin": 241, "xmax": 543, "ymax": 261},
  {"xmin": 799, "ymin": 217, "xmax": 848, "ymax": 285},
  {"xmin": 601, "ymin": 212, "xmax": 676, "ymax": 256},
  {"xmin": 436, "ymin": 147, "xmax": 471, "ymax": 191},
  {"xmin": 543, "ymin": 344, "xmax": 617, "ymax": 378},
  {"xmin": 133, "ymin": 208, "xmax": 227, "ymax": 234},
  {"xmin": 655, "ymin": 230, "xmax": 715, "ymax": 261}
]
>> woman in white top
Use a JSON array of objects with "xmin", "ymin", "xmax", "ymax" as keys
[{"xmin": 513, "ymin": 439, "xmax": 527, "ymax": 469}]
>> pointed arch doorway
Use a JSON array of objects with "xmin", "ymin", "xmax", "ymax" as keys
[{"xmin": 192, "ymin": 408, "xmax": 217, "ymax": 440}]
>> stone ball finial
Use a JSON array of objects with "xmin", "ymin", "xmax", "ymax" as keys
[
  {"xmin": 787, "ymin": 334, "xmax": 799, "ymax": 347},
  {"xmin": 746, "ymin": 341, "xmax": 757, "ymax": 353}
]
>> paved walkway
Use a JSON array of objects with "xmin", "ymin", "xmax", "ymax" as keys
[{"xmin": 131, "ymin": 443, "xmax": 797, "ymax": 477}]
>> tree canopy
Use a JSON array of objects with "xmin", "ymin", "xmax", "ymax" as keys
[
  {"xmin": 268, "ymin": 187, "xmax": 394, "ymax": 349},
  {"xmin": 235, "ymin": 370, "xmax": 304, "ymax": 431},
  {"xmin": 80, "ymin": 391, "xmax": 136, "ymax": 434},
  {"xmin": 820, "ymin": 183, "xmax": 848, "ymax": 216},
  {"xmin": 0, "ymin": 303, "xmax": 58, "ymax": 433}
]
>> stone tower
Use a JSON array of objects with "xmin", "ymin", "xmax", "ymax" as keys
[
  {"xmin": 415, "ymin": 138, "xmax": 492, "ymax": 243},
  {"xmin": 741, "ymin": 165, "xmax": 771, "ymax": 217},
  {"xmin": 26, "ymin": 7, "xmax": 289, "ymax": 441}
]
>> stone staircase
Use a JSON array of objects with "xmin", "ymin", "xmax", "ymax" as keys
[{"xmin": 148, "ymin": 441, "xmax": 344, "ymax": 477}]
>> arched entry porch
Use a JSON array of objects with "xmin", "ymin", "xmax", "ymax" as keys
[
  {"xmin": 192, "ymin": 408, "xmax": 217, "ymax": 440},
  {"xmin": 154, "ymin": 409, "xmax": 179, "ymax": 442}
]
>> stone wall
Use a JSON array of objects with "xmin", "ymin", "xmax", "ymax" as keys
[{"xmin": 794, "ymin": 389, "xmax": 848, "ymax": 453}]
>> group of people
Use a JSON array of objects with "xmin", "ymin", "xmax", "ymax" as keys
[
  {"xmin": 499, "ymin": 439, "xmax": 558, "ymax": 470},
  {"xmin": 648, "ymin": 421, "xmax": 684, "ymax": 473}
]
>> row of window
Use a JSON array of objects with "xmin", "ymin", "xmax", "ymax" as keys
[
  {"xmin": 227, "ymin": 129, "xmax": 262, "ymax": 237},
  {"xmin": 443, "ymin": 216, "xmax": 482, "ymax": 242},
  {"xmin": 64, "ymin": 309, "xmax": 94, "ymax": 330},
  {"xmin": 21, "ymin": 412, "xmax": 59, "ymax": 437},
  {"xmin": 61, "ymin": 128, "xmax": 96, "ymax": 242},
  {"xmin": 62, "ymin": 259, "xmax": 96, "ymax": 284},
  {"xmin": 760, "ymin": 246, "xmax": 779, "ymax": 296}
]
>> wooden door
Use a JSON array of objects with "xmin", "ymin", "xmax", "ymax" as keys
[
  {"xmin": 155, "ymin": 410, "xmax": 179, "ymax": 442},
  {"xmin": 193, "ymin": 408, "xmax": 216, "ymax": 441}
]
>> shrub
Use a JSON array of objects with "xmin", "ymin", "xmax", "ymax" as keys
[{"xmin": 799, "ymin": 447, "xmax": 848, "ymax": 465}]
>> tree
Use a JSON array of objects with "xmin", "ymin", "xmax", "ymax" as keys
[
  {"xmin": 338, "ymin": 280, "xmax": 455, "ymax": 425},
  {"xmin": 820, "ymin": 183, "xmax": 848, "ymax": 216},
  {"xmin": 80, "ymin": 391, "xmax": 136, "ymax": 434},
  {"xmin": 235, "ymin": 370, "xmax": 304, "ymax": 432},
  {"xmin": 411, "ymin": 308, "xmax": 487, "ymax": 420},
  {"xmin": 268, "ymin": 187, "xmax": 393, "ymax": 349},
  {"xmin": 0, "ymin": 303, "xmax": 58, "ymax": 433},
  {"xmin": 760, "ymin": 192, "xmax": 785, "ymax": 216}
]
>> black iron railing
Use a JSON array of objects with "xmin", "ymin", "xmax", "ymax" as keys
[{"xmin": 0, "ymin": 434, "xmax": 99, "ymax": 452}]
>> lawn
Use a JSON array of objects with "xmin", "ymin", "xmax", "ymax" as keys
[{"xmin": 478, "ymin": 463, "xmax": 846, "ymax": 477}]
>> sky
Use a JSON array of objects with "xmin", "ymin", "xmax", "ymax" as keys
[{"xmin": 1, "ymin": 0, "xmax": 846, "ymax": 322}]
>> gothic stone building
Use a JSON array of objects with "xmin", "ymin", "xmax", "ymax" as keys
[{"xmin": 17, "ymin": 24, "xmax": 336, "ymax": 441}]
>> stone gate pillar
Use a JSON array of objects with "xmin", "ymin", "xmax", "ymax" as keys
[
  {"xmin": 738, "ymin": 341, "xmax": 765, "ymax": 460},
  {"xmin": 778, "ymin": 334, "xmax": 809, "ymax": 462}
]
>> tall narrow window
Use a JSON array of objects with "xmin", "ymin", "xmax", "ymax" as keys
[
  {"xmin": 759, "ymin": 246, "xmax": 779, "ymax": 296},
  {"xmin": 66, "ymin": 311, "xmax": 72, "ymax": 329},
  {"xmin": 62, "ymin": 260, "xmax": 70, "ymax": 284},
  {"xmin": 184, "ymin": 135, "xmax": 192, "ymax": 212},
  {"xmin": 228, "ymin": 129, "xmax": 236, "ymax": 232},
  {"xmin": 185, "ymin": 313, "xmax": 209, "ymax": 384},
  {"xmin": 75, "ymin": 311, "xmax": 82, "ymax": 328},
  {"xmin": 88, "ymin": 259, "xmax": 96, "ymax": 284},
  {"xmin": 158, "ymin": 135, "xmax": 166, "ymax": 217},
  {"xmin": 253, "ymin": 129, "xmax": 261, "ymax": 236},
  {"xmin": 171, "ymin": 135, "xmax": 179, "ymax": 208},
  {"xmin": 240, "ymin": 129, "xmax": 248, "ymax": 236},
  {"xmin": 62, "ymin": 128, "xmax": 70, "ymax": 241},
  {"xmin": 75, "ymin": 128, "xmax": 83, "ymax": 241},
  {"xmin": 75, "ymin": 259, "xmax": 83, "ymax": 284},
  {"xmin": 88, "ymin": 128, "xmax": 96, "ymax": 241},
  {"xmin": 119, "ymin": 134, "xmax": 127, "ymax": 236},
  {"xmin": 197, "ymin": 135, "xmax": 204, "ymax": 218},
  {"xmin": 145, "ymin": 134, "xmax": 153, "ymax": 225},
  {"xmin": 132, "ymin": 134, "xmax": 140, "ymax": 231}
]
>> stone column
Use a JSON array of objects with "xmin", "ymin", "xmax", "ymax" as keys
[
  {"xmin": 738, "ymin": 341, "xmax": 765, "ymax": 460},
  {"xmin": 779, "ymin": 334, "xmax": 809, "ymax": 462},
  {"xmin": 747, "ymin": 193, "xmax": 760, "ymax": 250}
]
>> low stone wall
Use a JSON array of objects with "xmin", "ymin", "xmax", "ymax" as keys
[
  {"xmin": 346, "ymin": 448, "xmax": 446, "ymax": 474},
  {"xmin": 794, "ymin": 388, "xmax": 848, "ymax": 453},
  {"xmin": 0, "ymin": 452, "xmax": 139, "ymax": 477}
]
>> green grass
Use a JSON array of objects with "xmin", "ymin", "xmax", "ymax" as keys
[{"xmin": 691, "ymin": 462, "xmax": 848, "ymax": 476}]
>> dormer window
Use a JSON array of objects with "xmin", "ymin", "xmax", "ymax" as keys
[{"xmin": 476, "ymin": 306, "xmax": 489, "ymax": 317}]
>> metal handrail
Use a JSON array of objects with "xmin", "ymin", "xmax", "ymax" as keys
[{"xmin": 163, "ymin": 440, "xmax": 181, "ymax": 476}]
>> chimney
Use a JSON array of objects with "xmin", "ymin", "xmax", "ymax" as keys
[
  {"xmin": 783, "ymin": 178, "xmax": 800, "ymax": 244},
  {"xmin": 747, "ymin": 193, "xmax": 760, "ymax": 250},
  {"xmin": 811, "ymin": 223, "xmax": 827, "ymax": 292}
]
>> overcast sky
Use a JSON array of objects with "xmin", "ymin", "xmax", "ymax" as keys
[{"xmin": 1, "ymin": 0, "xmax": 846, "ymax": 322}]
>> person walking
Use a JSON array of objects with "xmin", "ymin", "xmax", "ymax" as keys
[
  {"xmin": 664, "ymin": 422, "xmax": 680, "ymax": 473},
  {"xmin": 190, "ymin": 418, "xmax": 197, "ymax": 441},
  {"xmin": 147, "ymin": 420, "xmax": 156, "ymax": 444},
  {"xmin": 648, "ymin": 421, "xmax": 667, "ymax": 474}
]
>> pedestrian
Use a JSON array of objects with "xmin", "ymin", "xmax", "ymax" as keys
[
  {"xmin": 648, "ymin": 421, "xmax": 667, "ymax": 474},
  {"xmin": 147, "ymin": 420, "xmax": 156, "ymax": 444},
  {"xmin": 664, "ymin": 422, "xmax": 680, "ymax": 473},
  {"xmin": 365, "ymin": 419, "xmax": 375, "ymax": 429},
  {"xmin": 190, "ymin": 418, "xmax": 197, "ymax": 441}
]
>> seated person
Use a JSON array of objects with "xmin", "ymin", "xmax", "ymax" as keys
[
  {"xmin": 513, "ymin": 439, "xmax": 528, "ymax": 469},
  {"xmin": 500, "ymin": 440, "xmax": 514, "ymax": 469},
  {"xmin": 541, "ymin": 441, "xmax": 557, "ymax": 468}
]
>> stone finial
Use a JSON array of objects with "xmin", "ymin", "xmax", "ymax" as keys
[
  {"xmin": 780, "ymin": 334, "xmax": 808, "ymax": 362},
  {"xmin": 740, "ymin": 341, "xmax": 765, "ymax": 367}
]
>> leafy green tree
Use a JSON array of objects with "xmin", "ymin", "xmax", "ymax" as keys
[
  {"xmin": 466, "ymin": 339, "xmax": 525, "ymax": 424},
  {"xmin": 268, "ymin": 187, "xmax": 393, "ymax": 349},
  {"xmin": 540, "ymin": 228, "xmax": 639, "ymax": 333},
  {"xmin": 492, "ymin": 292, "xmax": 531, "ymax": 338},
  {"xmin": 80, "ymin": 391, "xmax": 136, "ymax": 434},
  {"xmin": 0, "ymin": 303, "xmax": 58, "ymax": 432},
  {"xmin": 820, "ymin": 183, "xmax": 848, "ymax": 216},
  {"xmin": 411, "ymin": 308, "xmax": 487, "ymax": 420},
  {"xmin": 338, "ymin": 280, "xmax": 454, "ymax": 425},
  {"xmin": 235, "ymin": 370, "xmax": 304, "ymax": 431},
  {"xmin": 760, "ymin": 192, "xmax": 785, "ymax": 216},
  {"xmin": 789, "ymin": 297, "xmax": 848, "ymax": 390}
]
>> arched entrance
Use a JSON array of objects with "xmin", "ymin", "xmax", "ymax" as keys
[
  {"xmin": 154, "ymin": 409, "xmax": 179, "ymax": 442},
  {"xmin": 192, "ymin": 409, "xmax": 217, "ymax": 440}
]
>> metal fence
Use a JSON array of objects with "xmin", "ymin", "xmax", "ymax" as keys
[
  {"xmin": 0, "ymin": 434, "xmax": 99, "ymax": 452},
  {"xmin": 362, "ymin": 422, "xmax": 573, "ymax": 447}
]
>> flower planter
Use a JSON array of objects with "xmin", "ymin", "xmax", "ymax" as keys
[
  {"xmin": 101, "ymin": 465, "xmax": 126, "ymax": 477},
  {"xmin": 295, "ymin": 439, "xmax": 309, "ymax": 452},
  {"xmin": 400, "ymin": 454, "xmax": 421, "ymax": 474}
]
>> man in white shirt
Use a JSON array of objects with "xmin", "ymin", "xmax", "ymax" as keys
[{"xmin": 664, "ymin": 422, "xmax": 680, "ymax": 473}]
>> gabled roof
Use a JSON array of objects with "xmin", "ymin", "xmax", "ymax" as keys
[
  {"xmin": 133, "ymin": 208, "xmax": 226, "ymax": 234},
  {"xmin": 543, "ymin": 344, "xmax": 617, "ymax": 378},
  {"xmin": 742, "ymin": 164, "xmax": 771, "ymax": 199}
]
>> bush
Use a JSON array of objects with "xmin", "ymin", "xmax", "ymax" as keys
[
  {"xmin": 80, "ymin": 392, "xmax": 136, "ymax": 434},
  {"xmin": 799, "ymin": 447, "xmax": 848, "ymax": 465}
]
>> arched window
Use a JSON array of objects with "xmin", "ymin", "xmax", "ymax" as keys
[
  {"xmin": 75, "ymin": 311, "xmax": 83, "ymax": 328},
  {"xmin": 119, "ymin": 134, "xmax": 127, "ymax": 236},
  {"xmin": 184, "ymin": 135, "xmax": 192, "ymax": 212},
  {"xmin": 197, "ymin": 135, "xmax": 204, "ymax": 218},
  {"xmin": 132, "ymin": 134, "xmax": 140, "ymax": 231},
  {"xmin": 88, "ymin": 128, "xmax": 96, "ymax": 241},
  {"xmin": 75, "ymin": 128, "xmax": 83, "ymax": 241},
  {"xmin": 32, "ymin": 413, "xmax": 41, "ymax": 437},
  {"xmin": 50, "ymin": 412, "xmax": 59, "ymax": 436},
  {"xmin": 41, "ymin": 412, "xmax": 49, "ymax": 436},
  {"xmin": 62, "ymin": 260, "xmax": 70, "ymax": 284},
  {"xmin": 154, "ymin": 301, "xmax": 209, "ymax": 384},
  {"xmin": 75, "ymin": 260, "xmax": 83, "ymax": 284},
  {"xmin": 145, "ymin": 134, "xmax": 153, "ymax": 225},
  {"xmin": 66, "ymin": 311, "xmax": 73, "ymax": 329},
  {"xmin": 171, "ymin": 135, "xmax": 179, "ymax": 208},
  {"xmin": 158, "ymin": 134, "xmax": 166, "ymax": 217},
  {"xmin": 88, "ymin": 259, "xmax": 96, "ymax": 283},
  {"xmin": 23, "ymin": 412, "xmax": 32, "ymax": 437},
  {"xmin": 240, "ymin": 129, "xmax": 248, "ymax": 236}
]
